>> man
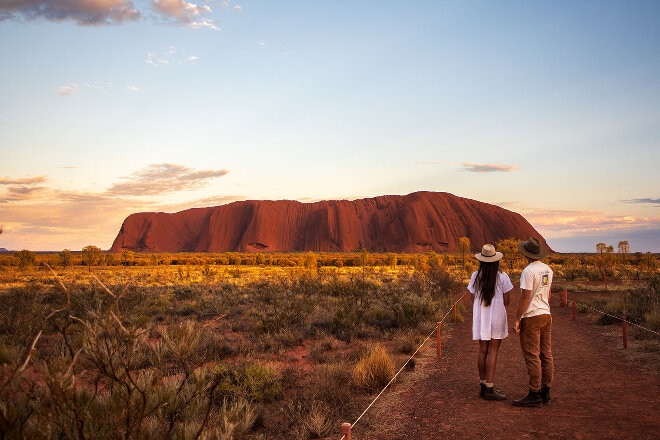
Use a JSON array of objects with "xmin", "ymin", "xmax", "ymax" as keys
[{"xmin": 513, "ymin": 237, "xmax": 554, "ymax": 407}]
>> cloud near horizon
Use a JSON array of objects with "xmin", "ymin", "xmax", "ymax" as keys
[
  {"xmin": 0, "ymin": 164, "xmax": 236, "ymax": 250},
  {"xmin": 620, "ymin": 198, "xmax": 660, "ymax": 207},
  {"xmin": 107, "ymin": 163, "xmax": 229, "ymax": 196},
  {"xmin": 0, "ymin": 176, "xmax": 47, "ymax": 185},
  {"xmin": 521, "ymin": 207, "xmax": 660, "ymax": 237},
  {"xmin": 461, "ymin": 162, "xmax": 518, "ymax": 173}
]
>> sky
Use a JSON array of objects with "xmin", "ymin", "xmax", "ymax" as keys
[{"xmin": 1, "ymin": 0, "xmax": 659, "ymax": 253}]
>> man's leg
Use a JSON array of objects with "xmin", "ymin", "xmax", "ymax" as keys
[
  {"xmin": 519, "ymin": 316, "xmax": 542, "ymax": 391},
  {"xmin": 513, "ymin": 316, "xmax": 543, "ymax": 407},
  {"xmin": 539, "ymin": 314, "xmax": 554, "ymax": 403}
]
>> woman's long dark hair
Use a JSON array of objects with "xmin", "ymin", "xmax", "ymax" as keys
[{"xmin": 474, "ymin": 260, "xmax": 500, "ymax": 307}]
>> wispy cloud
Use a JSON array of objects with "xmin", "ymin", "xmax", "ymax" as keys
[
  {"xmin": 0, "ymin": 176, "xmax": 49, "ymax": 203},
  {"xmin": 146, "ymin": 46, "xmax": 199, "ymax": 67},
  {"xmin": 57, "ymin": 83, "xmax": 80, "ymax": 96},
  {"xmin": 153, "ymin": 0, "xmax": 218, "ymax": 29},
  {"xmin": 0, "ymin": 176, "xmax": 47, "ymax": 185},
  {"xmin": 56, "ymin": 82, "xmax": 116, "ymax": 96},
  {"xmin": 0, "ymin": 0, "xmax": 140, "ymax": 25},
  {"xmin": 461, "ymin": 162, "xmax": 518, "ymax": 173},
  {"xmin": 620, "ymin": 198, "xmax": 660, "ymax": 207},
  {"xmin": 0, "ymin": 0, "xmax": 237, "ymax": 29},
  {"xmin": 520, "ymin": 207, "xmax": 660, "ymax": 236},
  {"xmin": 107, "ymin": 163, "xmax": 229, "ymax": 196}
]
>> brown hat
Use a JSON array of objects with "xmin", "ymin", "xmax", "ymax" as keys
[
  {"xmin": 475, "ymin": 244, "xmax": 503, "ymax": 262},
  {"xmin": 518, "ymin": 237, "xmax": 548, "ymax": 260}
]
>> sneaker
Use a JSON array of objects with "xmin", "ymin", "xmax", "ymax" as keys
[
  {"xmin": 483, "ymin": 386, "xmax": 507, "ymax": 401},
  {"xmin": 480, "ymin": 383, "xmax": 487, "ymax": 398},
  {"xmin": 512, "ymin": 390, "xmax": 542, "ymax": 407},
  {"xmin": 540, "ymin": 385, "xmax": 550, "ymax": 404}
]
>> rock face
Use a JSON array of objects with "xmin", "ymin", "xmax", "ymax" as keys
[{"xmin": 109, "ymin": 191, "xmax": 551, "ymax": 253}]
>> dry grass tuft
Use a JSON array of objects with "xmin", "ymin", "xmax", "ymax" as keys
[{"xmin": 351, "ymin": 343, "xmax": 395, "ymax": 392}]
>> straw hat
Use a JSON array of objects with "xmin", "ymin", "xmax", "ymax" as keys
[
  {"xmin": 517, "ymin": 237, "xmax": 548, "ymax": 260},
  {"xmin": 475, "ymin": 244, "xmax": 503, "ymax": 262}
]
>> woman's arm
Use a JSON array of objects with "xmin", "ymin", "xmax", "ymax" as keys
[{"xmin": 503, "ymin": 290, "xmax": 511, "ymax": 306}]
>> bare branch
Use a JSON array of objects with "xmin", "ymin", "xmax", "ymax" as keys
[
  {"xmin": 110, "ymin": 311, "xmax": 129, "ymax": 334},
  {"xmin": 18, "ymin": 330, "xmax": 42, "ymax": 374},
  {"xmin": 45, "ymin": 307, "xmax": 68, "ymax": 320},
  {"xmin": 69, "ymin": 315, "xmax": 92, "ymax": 331},
  {"xmin": 91, "ymin": 274, "xmax": 116, "ymax": 298}
]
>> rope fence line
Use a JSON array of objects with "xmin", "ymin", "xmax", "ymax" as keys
[
  {"xmin": 339, "ymin": 293, "xmax": 466, "ymax": 440},
  {"xmin": 557, "ymin": 286, "xmax": 660, "ymax": 352},
  {"xmin": 570, "ymin": 297, "xmax": 660, "ymax": 337}
]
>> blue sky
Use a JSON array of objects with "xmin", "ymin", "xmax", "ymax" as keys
[{"xmin": 1, "ymin": 0, "xmax": 659, "ymax": 253}]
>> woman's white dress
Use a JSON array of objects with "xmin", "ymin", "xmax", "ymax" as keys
[{"xmin": 468, "ymin": 270, "xmax": 513, "ymax": 340}]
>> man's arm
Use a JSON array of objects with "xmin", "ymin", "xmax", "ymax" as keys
[{"xmin": 514, "ymin": 288, "xmax": 532, "ymax": 333}]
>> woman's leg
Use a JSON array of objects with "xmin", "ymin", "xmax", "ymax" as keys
[
  {"xmin": 478, "ymin": 340, "xmax": 489, "ymax": 380},
  {"xmin": 485, "ymin": 338, "xmax": 502, "ymax": 383}
]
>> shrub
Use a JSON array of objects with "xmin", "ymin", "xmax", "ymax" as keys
[
  {"xmin": 351, "ymin": 343, "xmax": 395, "ymax": 392},
  {"xmin": 307, "ymin": 364, "xmax": 353, "ymax": 408},
  {"xmin": 221, "ymin": 362, "xmax": 283, "ymax": 403}
]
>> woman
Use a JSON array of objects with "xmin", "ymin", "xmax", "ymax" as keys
[{"xmin": 467, "ymin": 244, "xmax": 513, "ymax": 401}]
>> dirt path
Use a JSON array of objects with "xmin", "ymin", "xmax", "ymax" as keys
[{"xmin": 350, "ymin": 287, "xmax": 660, "ymax": 440}]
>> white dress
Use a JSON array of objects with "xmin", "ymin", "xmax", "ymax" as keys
[{"xmin": 468, "ymin": 270, "xmax": 513, "ymax": 341}]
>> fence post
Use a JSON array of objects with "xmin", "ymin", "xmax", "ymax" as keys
[
  {"xmin": 341, "ymin": 422, "xmax": 351, "ymax": 440},
  {"xmin": 436, "ymin": 322, "xmax": 442, "ymax": 358},
  {"xmin": 560, "ymin": 288, "xmax": 568, "ymax": 307},
  {"xmin": 622, "ymin": 316, "xmax": 628, "ymax": 349},
  {"xmin": 572, "ymin": 300, "xmax": 576, "ymax": 321}
]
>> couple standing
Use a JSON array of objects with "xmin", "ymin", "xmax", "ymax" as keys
[{"xmin": 467, "ymin": 237, "xmax": 553, "ymax": 407}]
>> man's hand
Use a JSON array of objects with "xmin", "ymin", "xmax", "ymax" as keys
[{"xmin": 514, "ymin": 288, "xmax": 532, "ymax": 335}]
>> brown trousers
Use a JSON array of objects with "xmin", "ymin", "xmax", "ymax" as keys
[{"xmin": 519, "ymin": 314, "xmax": 554, "ymax": 391}]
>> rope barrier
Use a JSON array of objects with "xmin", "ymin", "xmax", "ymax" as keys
[
  {"xmin": 339, "ymin": 293, "xmax": 466, "ymax": 440},
  {"xmin": 572, "ymin": 300, "xmax": 660, "ymax": 337}
]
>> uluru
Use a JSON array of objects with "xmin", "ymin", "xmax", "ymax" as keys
[{"xmin": 109, "ymin": 191, "xmax": 551, "ymax": 253}]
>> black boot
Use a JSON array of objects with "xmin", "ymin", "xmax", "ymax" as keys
[
  {"xmin": 483, "ymin": 386, "xmax": 507, "ymax": 401},
  {"xmin": 512, "ymin": 390, "xmax": 542, "ymax": 407},
  {"xmin": 540, "ymin": 385, "xmax": 550, "ymax": 404},
  {"xmin": 480, "ymin": 383, "xmax": 487, "ymax": 398}
]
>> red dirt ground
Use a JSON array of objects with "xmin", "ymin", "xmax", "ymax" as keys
[{"xmin": 343, "ymin": 286, "xmax": 659, "ymax": 440}]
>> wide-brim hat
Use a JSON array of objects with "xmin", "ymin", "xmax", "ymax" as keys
[
  {"xmin": 518, "ymin": 237, "xmax": 548, "ymax": 260},
  {"xmin": 475, "ymin": 244, "xmax": 503, "ymax": 262}
]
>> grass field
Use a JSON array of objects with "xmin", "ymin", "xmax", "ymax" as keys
[{"xmin": 0, "ymin": 250, "xmax": 657, "ymax": 439}]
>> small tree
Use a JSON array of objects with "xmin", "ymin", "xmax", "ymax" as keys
[
  {"xmin": 596, "ymin": 242, "xmax": 607, "ymax": 255},
  {"xmin": 81, "ymin": 245, "xmax": 103, "ymax": 269},
  {"xmin": 495, "ymin": 238, "xmax": 521, "ymax": 271},
  {"xmin": 59, "ymin": 249, "xmax": 72, "ymax": 268},
  {"xmin": 458, "ymin": 237, "xmax": 471, "ymax": 269},
  {"xmin": 387, "ymin": 252, "xmax": 397, "ymax": 268},
  {"xmin": 617, "ymin": 240, "xmax": 630, "ymax": 261},
  {"xmin": 120, "ymin": 250, "xmax": 135, "ymax": 266},
  {"xmin": 14, "ymin": 249, "xmax": 36, "ymax": 270}
]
